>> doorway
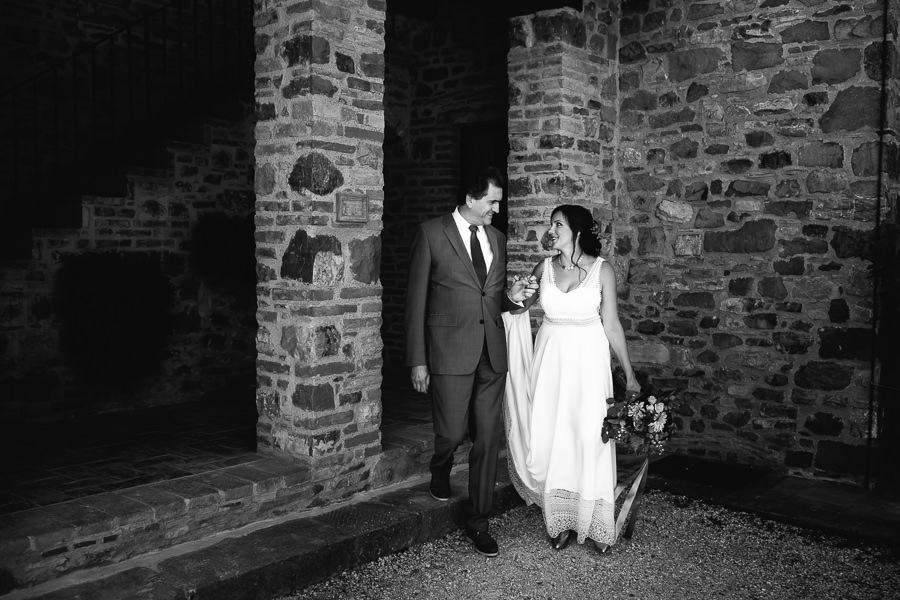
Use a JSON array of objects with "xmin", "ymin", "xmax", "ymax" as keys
[{"xmin": 460, "ymin": 121, "xmax": 511, "ymax": 235}]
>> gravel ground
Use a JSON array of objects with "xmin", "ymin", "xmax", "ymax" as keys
[{"xmin": 279, "ymin": 490, "xmax": 900, "ymax": 600}]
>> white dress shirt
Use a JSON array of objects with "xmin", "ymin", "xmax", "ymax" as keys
[{"xmin": 452, "ymin": 207, "xmax": 493, "ymax": 273}]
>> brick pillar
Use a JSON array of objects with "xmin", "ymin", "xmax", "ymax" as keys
[
  {"xmin": 253, "ymin": 0, "xmax": 385, "ymax": 494},
  {"xmin": 506, "ymin": 7, "xmax": 623, "ymax": 280}
]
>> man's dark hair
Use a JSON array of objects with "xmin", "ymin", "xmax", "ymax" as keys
[{"xmin": 459, "ymin": 166, "xmax": 505, "ymax": 205}]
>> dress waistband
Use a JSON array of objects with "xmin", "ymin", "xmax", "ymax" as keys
[{"xmin": 542, "ymin": 315, "xmax": 601, "ymax": 326}]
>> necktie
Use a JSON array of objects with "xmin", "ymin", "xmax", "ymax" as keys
[{"xmin": 469, "ymin": 225, "xmax": 487, "ymax": 287}]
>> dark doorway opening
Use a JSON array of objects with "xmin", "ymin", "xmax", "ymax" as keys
[{"xmin": 460, "ymin": 122, "xmax": 511, "ymax": 236}]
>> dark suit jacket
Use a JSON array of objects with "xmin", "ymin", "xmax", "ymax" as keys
[{"xmin": 405, "ymin": 213, "xmax": 517, "ymax": 375}]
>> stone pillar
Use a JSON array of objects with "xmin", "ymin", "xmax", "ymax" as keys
[
  {"xmin": 253, "ymin": 0, "xmax": 385, "ymax": 493},
  {"xmin": 506, "ymin": 7, "xmax": 622, "ymax": 281}
]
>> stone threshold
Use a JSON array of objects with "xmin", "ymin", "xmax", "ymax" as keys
[
  {"xmin": 3, "ymin": 462, "xmax": 519, "ymax": 600},
  {"xmin": 6, "ymin": 451, "xmax": 899, "ymax": 599},
  {"xmin": 0, "ymin": 457, "xmax": 312, "ymax": 591},
  {"xmin": 0, "ymin": 436, "xmax": 473, "ymax": 593}
]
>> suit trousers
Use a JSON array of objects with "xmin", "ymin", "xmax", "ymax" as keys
[{"xmin": 429, "ymin": 342, "xmax": 506, "ymax": 532}]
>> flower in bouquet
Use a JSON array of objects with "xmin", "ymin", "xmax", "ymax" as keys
[{"xmin": 602, "ymin": 390, "xmax": 675, "ymax": 454}]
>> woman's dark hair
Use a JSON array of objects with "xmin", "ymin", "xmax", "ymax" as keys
[{"xmin": 551, "ymin": 204, "xmax": 602, "ymax": 258}]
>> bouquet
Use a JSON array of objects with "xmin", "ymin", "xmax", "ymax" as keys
[{"xmin": 602, "ymin": 390, "xmax": 675, "ymax": 454}]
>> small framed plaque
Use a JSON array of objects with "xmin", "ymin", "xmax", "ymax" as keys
[{"xmin": 336, "ymin": 192, "xmax": 369, "ymax": 223}]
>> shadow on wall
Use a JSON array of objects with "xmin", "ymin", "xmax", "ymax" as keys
[
  {"xmin": 50, "ymin": 213, "xmax": 257, "ymax": 404},
  {"xmin": 54, "ymin": 252, "xmax": 173, "ymax": 391},
  {"xmin": 189, "ymin": 212, "xmax": 257, "ymax": 303}
]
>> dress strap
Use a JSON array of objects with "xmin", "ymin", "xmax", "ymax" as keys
[
  {"xmin": 543, "ymin": 256, "xmax": 553, "ymax": 286},
  {"xmin": 591, "ymin": 256, "xmax": 604, "ymax": 305},
  {"xmin": 589, "ymin": 256, "xmax": 604, "ymax": 288}
]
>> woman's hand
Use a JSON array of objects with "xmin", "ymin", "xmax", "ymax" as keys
[{"xmin": 625, "ymin": 377, "xmax": 641, "ymax": 400}]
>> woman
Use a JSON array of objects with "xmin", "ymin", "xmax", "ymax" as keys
[{"xmin": 504, "ymin": 204, "xmax": 641, "ymax": 553}]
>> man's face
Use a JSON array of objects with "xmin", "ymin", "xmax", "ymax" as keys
[{"xmin": 465, "ymin": 183, "xmax": 503, "ymax": 227}]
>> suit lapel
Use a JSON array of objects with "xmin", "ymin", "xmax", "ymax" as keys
[{"xmin": 442, "ymin": 213, "xmax": 480, "ymax": 285}]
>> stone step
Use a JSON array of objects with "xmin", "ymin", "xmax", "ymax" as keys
[
  {"xmin": 6, "ymin": 461, "xmax": 521, "ymax": 600},
  {"xmin": 0, "ymin": 458, "xmax": 311, "ymax": 590},
  {"xmin": 0, "ymin": 433, "xmax": 466, "ymax": 593}
]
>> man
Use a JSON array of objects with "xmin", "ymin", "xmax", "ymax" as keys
[{"xmin": 405, "ymin": 166, "xmax": 537, "ymax": 557}]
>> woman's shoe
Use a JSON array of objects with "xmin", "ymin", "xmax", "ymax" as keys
[
  {"xmin": 592, "ymin": 540, "xmax": 610, "ymax": 554},
  {"xmin": 551, "ymin": 530, "xmax": 571, "ymax": 550}
]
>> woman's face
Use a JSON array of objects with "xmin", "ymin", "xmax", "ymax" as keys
[{"xmin": 547, "ymin": 212, "xmax": 576, "ymax": 252}]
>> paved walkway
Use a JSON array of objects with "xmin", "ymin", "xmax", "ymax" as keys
[
  {"xmin": 2, "ymin": 372, "xmax": 898, "ymax": 599},
  {"xmin": 0, "ymin": 375, "xmax": 433, "ymax": 516},
  {"xmin": 0, "ymin": 396, "xmax": 259, "ymax": 515},
  {"xmin": 6, "ymin": 452, "xmax": 899, "ymax": 600}
]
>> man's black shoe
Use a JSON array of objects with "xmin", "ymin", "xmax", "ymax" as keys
[
  {"xmin": 465, "ymin": 528, "xmax": 499, "ymax": 557},
  {"xmin": 429, "ymin": 478, "xmax": 451, "ymax": 501}
]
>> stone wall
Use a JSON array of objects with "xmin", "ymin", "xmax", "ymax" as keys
[
  {"xmin": 507, "ymin": 0, "xmax": 897, "ymax": 483},
  {"xmin": 380, "ymin": 11, "xmax": 511, "ymax": 369},
  {"xmin": 507, "ymin": 5, "xmax": 623, "ymax": 286},
  {"xmin": 248, "ymin": 0, "xmax": 895, "ymax": 491},
  {"xmin": 0, "ymin": 0, "xmax": 248, "ymax": 86},
  {"xmin": 876, "ymin": 0, "xmax": 900, "ymax": 488},
  {"xmin": 0, "ymin": 115, "xmax": 256, "ymax": 422},
  {"xmin": 1, "ymin": 0, "xmax": 254, "ymax": 259},
  {"xmin": 253, "ymin": 0, "xmax": 386, "ymax": 495},
  {"xmin": 0, "ymin": 0, "xmax": 173, "ymax": 85}
]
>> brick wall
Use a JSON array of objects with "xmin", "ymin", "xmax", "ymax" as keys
[
  {"xmin": 507, "ymin": 1, "xmax": 897, "ymax": 484},
  {"xmin": 0, "ymin": 114, "xmax": 256, "ymax": 422},
  {"xmin": 507, "ymin": 6, "xmax": 622, "ymax": 282},
  {"xmin": 1, "ymin": 0, "xmax": 252, "ymax": 258},
  {"xmin": 380, "ymin": 11, "xmax": 511, "ymax": 369},
  {"xmin": 0, "ymin": 0, "xmax": 173, "ymax": 85}
]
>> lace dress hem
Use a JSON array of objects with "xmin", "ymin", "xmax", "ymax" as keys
[{"xmin": 509, "ymin": 454, "xmax": 616, "ymax": 545}]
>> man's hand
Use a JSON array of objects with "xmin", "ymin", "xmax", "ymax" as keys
[
  {"xmin": 411, "ymin": 365, "xmax": 430, "ymax": 394},
  {"xmin": 508, "ymin": 275, "xmax": 538, "ymax": 303}
]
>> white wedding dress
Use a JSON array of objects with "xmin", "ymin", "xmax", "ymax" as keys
[{"xmin": 504, "ymin": 256, "xmax": 617, "ymax": 545}]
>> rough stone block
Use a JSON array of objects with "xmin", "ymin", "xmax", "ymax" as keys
[
  {"xmin": 830, "ymin": 226, "xmax": 873, "ymax": 259},
  {"xmin": 814, "ymin": 440, "xmax": 867, "ymax": 474},
  {"xmin": 704, "ymin": 220, "xmax": 776, "ymax": 253},
  {"xmin": 732, "ymin": 41, "xmax": 784, "ymax": 71},
  {"xmin": 533, "ymin": 11, "xmax": 586, "ymax": 48},
  {"xmin": 349, "ymin": 236, "xmax": 381, "ymax": 284},
  {"xmin": 794, "ymin": 361, "xmax": 853, "ymax": 390},
  {"xmin": 818, "ymin": 327, "xmax": 872, "ymax": 361},
  {"xmin": 291, "ymin": 380, "xmax": 335, "ymax": 413},
  {"xmin": 781, "ymin": 21, "xmax": 830, "ymax": 44},
  {"xmin": 667, "ymin": 48, "xmax": 724, "ymax": 82},
  {"xmin": 819, "ymin": 86, "xmax": 882, "ymax": 133},
  {"xmin": 812, "ymin": 48, "xmax": 861, "ymax": 85}
]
